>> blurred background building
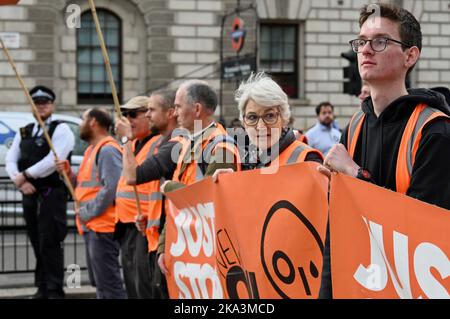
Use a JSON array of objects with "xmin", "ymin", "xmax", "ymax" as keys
[{"xmin": 0, "ymin": 0, "xmax": 449, "ymax": 130}]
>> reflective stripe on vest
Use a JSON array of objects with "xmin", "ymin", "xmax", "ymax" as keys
[
  {"xmin": 79, "ymin": 150, "xmax": 103, "ymax": 188},
  {"xmin": 347, "ymin": 110, "xmax": 365, "ymax": 158},
  {"xmin": 146, "ymin": 218, "xmax": 161, "ymax": 229},
  {"xmin": 173, "ymin": 123, "xmax": 240, "ymax": 185},
  {"xmin": 286, "ymin": 144, "xmax": 309, "ymax": 164},
  {"xmin": 115, "ymin": 135, "xmax": 163, "ymax": 224},
  {"xmin": 75, "ymin": 136, "xmax": 122, "ymax": 234},
  {"xmin": 145, "ymin": 190, "xmax": 164, "ymax": 252},
  {"xmin": 116, "ymin": 191, "xmax": 162, "ymax": 201},
  {"xmin": 347, "ymin": 105, "xmax": 449, "ymax": 194},
  {"xmin": 396, "ymin": 104, "xmax": 449, "ymax": 194},
  {"xmin": 275, "ymin": 140, "xmax": 324, "ymax": 166},
  {"xmin": 116, "ymin": 191, "xmax": 151, "ymax": 201}
]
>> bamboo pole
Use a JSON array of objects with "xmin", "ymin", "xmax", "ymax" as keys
[
  {"xmin": 0, "ymin": 36, "xmax": 78, "ymax": 205},
  {"xmin": 88, "ymin": 0, "xmax": 143, "ymax": 220}
]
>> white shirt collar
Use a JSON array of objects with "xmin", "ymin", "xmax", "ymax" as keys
[{"xmin": 34, "ymin": 115, "xmax": 53, "ymax": 126}]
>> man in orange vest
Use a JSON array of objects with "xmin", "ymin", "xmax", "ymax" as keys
[
  {"xmin": 115, "ymin": 89, "xmax": 180, "ymax": 299},
  {"xmin": 114, "ymin": 96, "xmax": 156, "ymax": 299},
  {"xmin": 319, "ymin": 3, "xmax": 450, "ymax": 298},
  {"xmin": 57, "ymin": 108, "xmax": 126, "ymax": 299},
  {"xmin": 156, "ymin": 79, "xmax": 241, "ymax": 277}
]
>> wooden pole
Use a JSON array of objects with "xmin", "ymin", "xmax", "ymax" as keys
[
  {"xmin": 88, "ymin": 0, "xmax": 143, "ymax": 219},
  {"xmin": 0, "ymin": 36, "xmax": 78, "ymax": 205}
]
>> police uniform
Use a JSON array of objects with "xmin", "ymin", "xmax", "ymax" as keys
[{"xmin": 5, "ymin": 86, "xmax": 75, "ymax": 298}]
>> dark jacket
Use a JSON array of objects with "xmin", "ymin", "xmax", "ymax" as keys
[
  {"xmin": 320, "ymin": 88, "xmax": 450, "ymax": 299},
  {"xmin": 341, "ymin": 88, "xmax": 450, "ymax": 210}
]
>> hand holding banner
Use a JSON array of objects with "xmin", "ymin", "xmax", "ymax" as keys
[
  {"xmin": 330, "ymin": 174, "xmax": 450, "ymax": 299},
  {"xmin": 165, "ymin": 162, "xmax": 329, "ymax": 299}
]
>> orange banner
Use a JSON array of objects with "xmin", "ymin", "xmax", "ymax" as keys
[
  {"xmin": 165, "ymin": 162, "xmax": 329, "ymax": 299},
  {"xmin": 330, "ymin": 174, "xmax": 450, "ymax": 299}
]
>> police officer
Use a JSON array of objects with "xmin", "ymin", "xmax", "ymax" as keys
[{"xmin": 5, "ymin": 85, "xmax": 75, "ymax": 299}]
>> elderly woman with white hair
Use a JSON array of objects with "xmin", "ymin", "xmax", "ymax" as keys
[{"xmin": 213, "ymin": 72, "xmax": 322, "ymax": 180}]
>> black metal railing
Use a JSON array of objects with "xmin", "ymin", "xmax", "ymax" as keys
[{"xmin": 0, "ymin": 173, "xmax": 87, "ymax": 274}]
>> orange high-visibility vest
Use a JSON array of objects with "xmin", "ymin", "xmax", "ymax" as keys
[
  {"xmin": 172, "ymin": 123, "xmax": 241, "ymax": 185},
  {"xmin": 145, "ymin": 134, "xmax": 185, "ymax": 252},
  {"xmin": 274, "ymin": 140, "xmax": 323, "ymax": 166},
  {"xmin": 293, "ymin": 129, "xmax": 308, "ymax": 144},
  {"xmin": 75, "ymin": 136, "xmax": 122, "ymax": 234},
  {"xmin": 347, "ymin": 103, "xmax": 450, "ymax": 194},
  {"xmin": 115, "ymin": 135, "xmax": 163, "ymax": 224}
]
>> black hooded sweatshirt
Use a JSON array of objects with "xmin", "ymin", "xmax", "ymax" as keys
[
  {"xmin": 341, "ymin": 88, "xmax": 450, "ymax": 210},
  {"xmin": 319, "ymin": 88, "xmax": 450, "ymax": 299}
]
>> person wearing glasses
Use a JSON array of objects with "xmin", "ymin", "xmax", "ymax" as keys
[
  {"xmin": 212, "ymin": 71, "xmax": 323, "ymax": 182},
  {"xmin": 156, "ymin": 80, "xmax": 241, "ymax": 277},
  {"xmin": 113, "ymin": 96, "xmax": 158, "ymax": 299},
  {"xmin": 318, "ymin": 3, "xmax": 450, "ymax": 298},
  {"xmin": 115, "ymin": 90, "xmax": 180, "ymax": 299}
]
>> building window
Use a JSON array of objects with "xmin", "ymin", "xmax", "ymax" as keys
[
  {"xmin": 77, "ymin": 9, "xmax": 122, "ymax": 104},
  {"xmin": 260, "ymin": 24, "xmax": 299, "ymax": 98}
]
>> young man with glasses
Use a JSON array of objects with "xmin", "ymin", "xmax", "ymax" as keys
[
  {"xmin": 319, "ymin": 3, "xmax": 450, "ymax": 298},
  {"xmin": 115, "ymin": 90, "xmax": 181, "ymax": 299}
]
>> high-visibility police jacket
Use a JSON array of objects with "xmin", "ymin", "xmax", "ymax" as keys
[
  {"xmin": 115, "ymin": 135, "xmax": 163, "ymax": 224},
  {"xmin": 347, "ymin": 103, "xmax": 450, "ymax": 194},
  {"xmin": 75, "ymin": 136, "xmax": 122, "ymax": 234},
  {"xmin": 172, "ymin": 123, "xmax": 241, "ymax": 185}
]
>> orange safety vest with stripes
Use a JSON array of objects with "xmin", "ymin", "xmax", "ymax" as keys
[
  {"xmin": 172, "ymin": 123, "xmax": 241, "ymax": 185},
  {"xmin": 347, "ymin": 103, "xmax": 450, "ymax": 194},
  {"xmin": 115, "ymin": 135, "xmax": 163, "ymax": 225},
  {"xmin": 293, "ymin": 129, "xmax": 308, "ymax": 144},
  {"xmin": 75, "ymin": 136, "xmax": 122, "ymax": 234},
  {"xmin": 145, "ymin": 134, "xmax": 185, "ymax": 253},
  {"xmin": 273, "ymin": 139, "xmax": 323, "ymax": 166}
]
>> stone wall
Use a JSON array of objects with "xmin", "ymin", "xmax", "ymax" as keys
[{"xmin": 0, "ymin": 0, "xmax": 449, "ymax": 129}]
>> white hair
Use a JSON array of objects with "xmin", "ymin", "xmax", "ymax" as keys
[{"xmin": 235, "ymin": 72, "xmax": 291, "ymax": 124}]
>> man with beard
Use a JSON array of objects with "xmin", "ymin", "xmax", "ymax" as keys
[
  {"xmin": 115, "ymin": 89, "xmax": 180, "ymax": 299},
  {"xmin": 305, "ymin": 102, "xmax": 342, "ymax": 156},
  {"xmin": 6, "ymin": 85, "xmax": 74, "ymax": 299},
  {"xmin": 56, "ymin": 108, "xmax": 126, "ymax": 299}
]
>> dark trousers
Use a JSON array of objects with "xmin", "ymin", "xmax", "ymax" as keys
[
  {"xmin": 22, "ymin": 187, "xmax": 67, "ymax": 294},
  {"xmin": 135, "ymin": 231, "xmax": 154, "ymax": 298},
  {"xmin": 83, "ymin": 231, "xmax": 126, "ymax": 299},
  {"xmin": 319, "ymin": 221, "xmax": 332, "ymax": 299},
  {"xmin": 148, "ymin": 250, "xmax": 169, "ymax": 299},
  {"xmin": 116, "ymin": 222, "xmax": 139, "ymax": 298}
]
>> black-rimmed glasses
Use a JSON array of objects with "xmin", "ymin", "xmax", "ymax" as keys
[
  {"xmin": 121, "ymin": 108, "xmax": 147, "ymax": 119},
  {"xmin": 349, "ymin": 37, "xmax": 412, "ymax": 53}
]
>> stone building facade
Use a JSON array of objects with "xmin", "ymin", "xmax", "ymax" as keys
[{"xmin": 0, "ymin": 0, "xmax": 449, "ymax": 130}]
